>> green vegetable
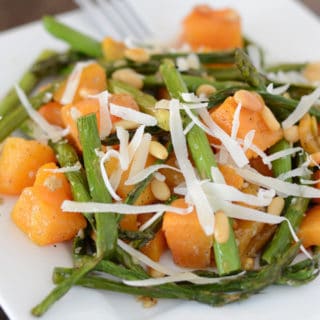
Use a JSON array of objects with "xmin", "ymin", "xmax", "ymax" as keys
[
  {"xmin": 159, "ymin": 59, "xmax": 241, "ymax": 275},
  {"xmin": 0, "ymin": 85, "xmax": 56, "ymax": 143},
  {"xmin": 43, "ymin": 16, "xmax": 102, "ymax": 58}
]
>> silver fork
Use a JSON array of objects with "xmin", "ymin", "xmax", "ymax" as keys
[{"xmin": 74, "ymin": 0, "xmax": 153, "ymax": 41}]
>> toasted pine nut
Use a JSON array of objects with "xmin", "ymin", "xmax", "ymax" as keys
[
  {"xmin": 243, "ymin": 257, "xmax": 255, "ymax": 270},
  {"xmin": 155, "ymin": 99, "xmax": 170, "ymax": 110},
  {"xmin": 124, "ymin": 48, "xmax": 150, "ymax": 63},
  {"xmin": 214, "ymin": 210, "xmax": 229, "ymax": 244},
  {"xmin": 311, "ymin": 116, "xmax": 318, "ymax": 136},
  {"xmin": 151, "ymin": 179, "xmax": 171, "ymax": 201},
  {"xmin": 267, "ymin": 197, "xmax": 285, "ymax": 216},
  {"xmin": 113, "ymin": 120, "xmax": 140, "ymax": 130},
  {"xmin": 149, "ymin": 268, "xmax": 165, "ymax": 278},
  {"xmin": 234, "ymin": 90, "xmax": 264, "ymax": 112},
  {"xmin": 261, "ymin": 106, "xmax": 281, "ymax": 131},
  {"xmin": 196, "ymin": 84, "xmax": 217, "ymax": 97},
  {"xmin": 309, "ymin": 152, "xmax": 320, "ymax": 166},
  {"xmin": 149, "ymin": 141, "xmax": 168, "ymax": 160},
  {"xmin": 137, "ymin": 296, "xmax": 157, "ymax": 308},
  {"xmin": 111, "ymin": 68, "xmax": 144, "ymax": 89},
  {"xmin": 283, "ymin": 125, "xmax": 299, "ymax": 143},
  {"xmin": 303, "ymin": 62, "xmax": 320, "ymax": 82}
]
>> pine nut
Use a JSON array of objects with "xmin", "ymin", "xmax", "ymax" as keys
[
  {"xmin": 303, "ymin": 62, "xmax": 320, "ymax": 82},
  {"xmin": 283, "ymin": 125, "xmax": 299, "ymax": 143},
  {"xmin": 309, "ymin": 151, "xmax": 320, "ymax": 166},
  {"xmin": 149, "ymin": 141, "xmax": 168, "ymax": 160},
  {"xmin": 261, "ymin": 105, "xmax": 281, "ymax": 131},
  {"xmin": 113, "ymin": 120, "xmax": 140, "ymax": 130},
  {"xmin": 214, "ymin": 210, "xmax": 229, "ymax": 244},
  {"xmin": 111, "ymin": 68, "xmax": 144, "ymax": 89},
  {"xmin": 150, "ymin": 179, "xmax": 171, "ymax": 201},
  {"xmin": 196, "ymin": 84, "xmax": 217, "ymax": 98},
  {"xmin": 267, "ymin": 197, "xmax": 285, "ymax": 216},
  {"xmin": 234, "ymin": 90, "xmax": 264, "ymax": 112},
  {"xmin": 243, "ymin": 257, "xmax": 255, "ymax": 270},
  {"xmin": 149, "ymin": 268, "xmax": 165, "ymax": 278},
  {"xmin": 155, "ymin": 99, "xmax": 170, "ymax": 110},
  {"xmin": 124, "ymin": 48, "xmax": 150, "ymax": 63},
  {"xmin": 311, "ymin": 116, "xmax": 318, "ymax": 136}
]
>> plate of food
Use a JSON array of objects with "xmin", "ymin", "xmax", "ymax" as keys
[{"xmin": 1, "ymin": 0, "xmax": 320, "ymax": 319}]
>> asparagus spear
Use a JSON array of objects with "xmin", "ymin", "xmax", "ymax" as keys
[
  {"xmin": 0, "ymin": 50, "xmax": 57, "ymax": 118},
  {"xmin": 159, "ymin": 59, "xmax": 241, "ymax": 275},
  {"xmin": 261, "ymin": 152, "xmax": 310, "ymax": 264},
  {"xmin": 32, "ymin": 115, "xmax": 118, "ymax": 316},
  {"xmin": 206, "ymin": 65, "xmax": 242, "ymax": 81},
  {"xmin": 151, "ymin": 50, "xmax": 235, "ymax": 64},
  {"xmin": 108, "ymin": 79, "xmax": 170, "ymax": 131},
  {"xmin": 143, "ymin": 73, "xmax": 248, "ymax": 91},
  {"xmin": 50, "ymin": 141, "xmax": 95, "ymax": 228},
  {"xmin": 235, "ymin": 48, "xmax": 266, "ymax": 89},
  {"xmin": 77, "ymin": 114, "xmax": 118, "ymax": 257},
  {"xmin": 31, "ymin": 50, "xmax": 87, "ymax": 77},
  {"xmin": 43, "ymin": 16, "xmax": 103, "ymax": 58},
  {"xmin": 0, "ymin": 85, "xmax": 56, "ymax": 143},
  {"xmin": 268, "ymin": 139, "xmax": 292, "ymax": 181},
  {"xmin": 52, "ymin": 243, "xmax": 300, "ymax": 306}
]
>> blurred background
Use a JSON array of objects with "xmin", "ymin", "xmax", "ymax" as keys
[
  {"xmin": 0, "ymin": 0, "xmax": 319, "ymax": 31},
  {"xmin": 0, "ymin": 0, "xmax": 319, "ymax": 319}
]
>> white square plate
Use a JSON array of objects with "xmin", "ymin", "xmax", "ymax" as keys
[{"xmin": 0, "ymin": 1, "xmax": 320, "ymax": 319}]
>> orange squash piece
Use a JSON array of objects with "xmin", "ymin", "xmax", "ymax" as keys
[
  {"xmin": 218, "ymin": 164, "xmax": 244, "ymax": 189},
  {"xmin": 105, "ymin": 155, "xmax": 156, "ymax": 206},
  {"xmin": 210, "ymin": 97, "xmax": 283, "ymax": 158},
  {"xmin": 141, "ymin": 230, "xmax": 167, "ymax": 262},
  {"xmin": 61, "ymin": 93, "xmax": 140, "ymax": 149},
  {"xmin": 38, "ymin": 101, "xmax": 64, "ymax": 128},
  {"xmin": 54, "ymin": 62, "xmax": 107, "ymax": 104},
  {"xmin": 298, "ymin": 205, "xmax": 320, "ymax": 247},
  {"xmin": 33, "ymin": 162, "xmax": 72, "ymax": 198},
  {"xmin": 109, "ymin": 93, "xmax": 140, "ymax": 123},
  {"xmin": 61, "ymin": 98, "xmax": 100, "ymax": 149},
  {"xmin": 11, "ymin": 162, "xmax": 86, "ymax": 246},
  {"xmin": 0, "ymin": 137, "xmax": 56, "ymax": 195},
  {"xmin": 11, "ymin": 186, "xmax": 86, "ymax": 246},
  {"xmin": 102, "ymin": 37, "xmax": 126, "ymax": 61},
  {"xmin": 181, "ymin": 5, "xmax": 242, "ymax": 50},
  {"xmin": 120, "ymin": 215, "xmax": 138, "ymax": 231},
  {"xmin": 162, "ymin": 198, "xmax": 213, "ymax": 268}
]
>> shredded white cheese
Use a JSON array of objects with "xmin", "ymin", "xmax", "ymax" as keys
[
  {"xmin": 278, "ymin": 167, "xmax": 312, "ymax": 181},
  {"xmin": 266, "ymin": 83, "xmax": 290, "ymax": 95},
  {"xmin": 98, "ymin": 91, "xmax": 112, "ymax": 139},
  {"xmin": 125, "ymin": 164, "xmax": 181, "ymax": 186},
  {"xmin": 231, "ymin": 102, "xmax": 242, "ymax": 140},
  {"xmin": 197, "ymin": 107, "xmax": 249, "ymax": 168},
  {"xmin": 236, "ymin": 167, "xmax": 320, "ymax": 198},
  {"xmin": 44, "ymin": 162, "xmax": 81, "ymax": 173},
  {"xmin": 128, "ymin": 133, "xmax": 151, "ymax": 180},
  {"xmin": 14, "ymin": 85, "xmax": 68, "ymax": 143},
  {"xmin": 123, "ymin": 270, "xmax": 246, "ymax": 286},
  {"xmin": 110, "ymin": 103, "xmax": 157, "ymax": 126},
  {"xmin": 169, "ymin": 99, "xmax": 215, "ymax": 236},
  {"xmin": 262, "ymin": 147, "xmax": 303, "ymax": 164},
  {"xmin": 62, "ymin": 200, "xmax": 193, "ymax": 215},
  {"xmin": 139, "ymin": 210, "xmax": 164, "ymax": 231},
  {"xmin": 60, "ymin": 61, "xmax": 93, "ymax": 104},
  {"xmin": 282, "ymin": 87, "xmax": 320, "ymax": 129}
]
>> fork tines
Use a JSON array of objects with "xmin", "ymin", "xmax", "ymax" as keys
[{"xmin": 75, "ymin": 0, "xmax": 153, "ymax": 41}]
